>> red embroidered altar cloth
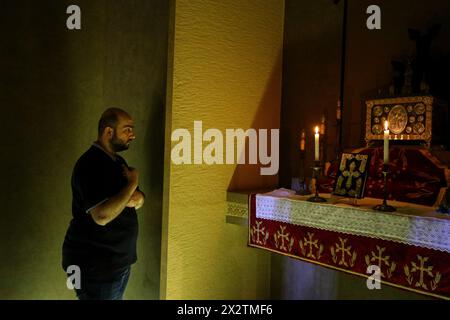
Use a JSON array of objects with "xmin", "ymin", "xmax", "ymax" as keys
[{"xmin": 248, "ymin": 191, "xmax": 450, "ymax": 299}]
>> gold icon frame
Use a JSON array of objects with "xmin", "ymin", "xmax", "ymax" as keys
[{"xmin": 365, "ymin": 96, "xmax": 433, "ymax": 146}]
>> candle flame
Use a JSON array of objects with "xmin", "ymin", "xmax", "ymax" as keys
[
  {"xmin": 315, "ymin": 126, "xmax": 319, "ymax": 134},
  {"xmin": 384, "ymin": 121, "xmax": 389, "ymax": 131}
]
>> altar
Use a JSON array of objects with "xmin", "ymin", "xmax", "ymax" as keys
[{"xmin": 248, "ymin": 189, "xmax": 450, "ymax": 299}]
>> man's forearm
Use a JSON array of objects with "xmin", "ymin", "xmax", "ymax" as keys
[
  {"xmin": 126, "ymin": 190, "xmax": 145, "ymax": 209},
  {"xmin": 90, "ymin": 181, "xmax": 138, "ymax": 226}
]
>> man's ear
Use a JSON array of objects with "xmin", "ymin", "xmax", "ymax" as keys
[{"xmin": 105, "ymin": 127, "xmax": 114, "ymax": 137}]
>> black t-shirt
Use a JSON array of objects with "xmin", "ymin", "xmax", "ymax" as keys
[{"xmin": 62, "ymin": 145, "xmax": 138, "ymax": 280}]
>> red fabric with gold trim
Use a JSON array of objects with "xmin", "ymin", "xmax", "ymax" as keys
[
  {"xmin": 318, "ymin": 147, "xmax": 447, "ymax": 206},
  {"xmin": 248, "ymin": 194, "xmax": 450, "ymax": 299}
]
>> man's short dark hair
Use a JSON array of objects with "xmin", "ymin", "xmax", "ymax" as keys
[{"xmin": 98, "ymin": 108, "xmax": 128, "ymax": 136}]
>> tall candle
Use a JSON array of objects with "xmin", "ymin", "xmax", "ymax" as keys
[
  {"xmin": 300, "ymin": 130, "xmax": 306, "ymax": 151},
  {"xmin": 314, "ymin": 126, "xmax": 319, "ymax": 161},
  {"xmin": 384, "ymin": 121, "xmax": 389, "ymax": 164}
]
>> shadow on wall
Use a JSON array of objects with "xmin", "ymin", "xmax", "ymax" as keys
[
  {"xmin": 227, "ymin": 52, "xmax": 283, "ymax": 192},
  {"xmin": 279, "ymin": 0, "xmax": 342, "ymax": 189},
  {"xmin": 139, "ymin": 93, "xmax": 166, "ymax": 296}
]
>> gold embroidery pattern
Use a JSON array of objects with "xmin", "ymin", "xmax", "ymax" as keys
[
  {"xmin": 404, "ymin": 255, "xmax": 441, "ymax": 291},
  {"xmin": 365, "ymin": 246, "xmax": 396, "ymax": 279},
  {"xmin": 299, "ymin": 232, "xmax": 324, "ymax": 260},
  {"xmin": 273, "ymin": 225, "xmax": 294, "ymax": 252},
  {"xmin": 330, "ymin": 238, "xmax": 357, "ymax": 267},
  {"xmin": 250, "ymin": 221, "xmax": 269, "ymax": 246}
]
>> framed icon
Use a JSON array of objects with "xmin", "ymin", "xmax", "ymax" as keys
[
  {"xmin": 332, "ymin": 153, "xmax": 370, "ymax": 199},
  {"xmin": 365, "ymin": 96, "xmax": 432, "ymax": 145}
]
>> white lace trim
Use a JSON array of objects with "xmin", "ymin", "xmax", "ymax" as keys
[{"xmin": 256, "ymin": 194, "xmax": 450, "ymax": 253}]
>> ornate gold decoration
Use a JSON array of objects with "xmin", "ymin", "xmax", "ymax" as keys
[
  {"xmin": 373, "ymin": 105, "xmax": 383, "ymax": 116},
  {"xmin": 298, "ymin": 232, "xmax": 324, "ymax": 260},
  {"xmin": 250, "ymin": 220, "xmax": 269, "ymax": 246},
  {"xmin": 333, "ymin": 153, "xmax": 370, "ymax": 199},
  {"xmin": 388, "ymin": 105, "xmax": 408, "ymax": 134},
  {"xmin": 403, "ymin": 255, "xmax": 441, "ymax": 291},
  {"xmin": 330, "ymin": 238, "xmax": 357, "ymax": 267},
  {"xmin": 431, "ymin": 272, "xmax": 442, "ymax": 291},
  {"xmin": 414, "ymin": 103, "xmax": 426, "ymax": 114},
  {"xmin": 364, "ymin": 246, "xmax": 396, "ymax": 279},
  {"xmin": 365, "ymin": 96, "xmax": 433, "ymax": 145},
  {"xmin": 273, "ymin": 225, "xmax": 294, "ymax": 252}
]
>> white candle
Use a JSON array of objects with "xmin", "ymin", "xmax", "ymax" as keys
[
  {"xmin": 314, "ymin": 126, "xmax": 319, "ymax": 161},
  {"xmin": 384, "ymin": 121, "xmax": 389, "ymax": 164}
]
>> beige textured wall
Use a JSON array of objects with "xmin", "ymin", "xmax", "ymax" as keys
[{"xmin": 161, "ymin": 0, "xmax": 284, "ymax": 299}]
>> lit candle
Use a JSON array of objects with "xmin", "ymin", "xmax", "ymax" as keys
[
  {"xmin": 320, "ymin": 115, "xmax": 326, "ymax": 135},
  {"xmin": 300, "ymin": 130, "xmax": 306, "ymax": 151},
  {"xmin": 314, "ymin": 126, "xmax": 320, "ymax": 161},
  {"xmin": 384, "ymin": 121, "xmax": 389, "ymax": 164}
]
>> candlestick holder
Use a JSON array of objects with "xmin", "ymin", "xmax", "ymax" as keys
[
  {"xmin": 373, "ymin": 164, "xmax": 396, "ymax": 212},
  {"xmin": 307, "ymin": 161, "xmax": 326, "ymax": 202}
]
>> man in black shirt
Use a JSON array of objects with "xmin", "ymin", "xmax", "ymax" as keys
[{"xmin": 62, "ymin": 108, "xmax": 145, "ymax": 300}]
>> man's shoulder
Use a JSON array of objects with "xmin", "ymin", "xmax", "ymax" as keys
[
  {"xmin": 74, "ymin": 146, "xmax": 108, "ymax": 172},
  {"xmin": 115, "ymin": 154, "xmax": 128, "ymax": 166}
]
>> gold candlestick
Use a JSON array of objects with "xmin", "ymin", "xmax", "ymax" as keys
[
  {"xmin": 373, "ymin": 164, "xmax": 396, "ymax": 212},
  {"xmin": 307, "ymin": 161, "xmax": 326, "ymax": 202}
]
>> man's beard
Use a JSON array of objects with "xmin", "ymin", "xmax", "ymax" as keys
[{"xmin": 110, "ymin": 132, "xmax": 130, "ymax": 152}]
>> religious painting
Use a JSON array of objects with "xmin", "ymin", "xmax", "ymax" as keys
[{"xmin": 332, "ymin": 153, "xmax": 370, "ymax": 199}]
